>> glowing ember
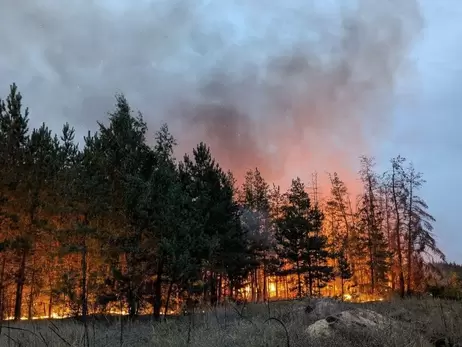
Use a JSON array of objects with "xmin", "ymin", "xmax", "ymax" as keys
[{"xmin": 343, "ymin": 294, "xmax": 353, "ymax": 301}]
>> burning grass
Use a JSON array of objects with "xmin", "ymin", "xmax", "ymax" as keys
[{"xmin": 0, "ymin": 297, "xmax": 461, "ymax": 346}]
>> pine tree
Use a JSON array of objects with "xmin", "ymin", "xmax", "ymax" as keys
[
  {"xmin": 327, "ymin": 173, "xmax": 354, "ymax": 245},
  {"xmin": 356, "ymin": 156, "xmax": 390, "ymax": 295},
  {"xmin": 0, "ymin": 84, "xmax": 30, "ymax": 320},
  {"xmin": 221, "ymin": 172, "xmax": 254, "ymax": 301},
  {"xmin": 378, "ymin": 173, "xmax": 395, "ymax": 291},
  {"xmin": 401, "ymin": 162, "xmax": 445, "ymax": 294},
  {"xmin": 138, "ymin": 124, "xmax": 201, "ymax": 318},
  {"xmin": 54, "ymin": 123, "xmax": 108, "ymax": 347},
  {"xmin": 180, "ymin": 142, "xmax": 244, "ymax": 305},
  {"xmin": 240, "ymin": 168, "xmax": 275, "ymax": 302},
  {"xmin": 325, "ymin": 172, "xmax": 356, "ymax": 295},
  {"xmin": 307, "ymin": 203, "xmax": 333, "ymax": 295},
  {"xmin": 275, "ymin": 177, "xmax": 332, "ymax": 297},
  {"xmin": 209, "ymin": 169, "xmax": 245, "ymax": 305},
  {"xmin": 92, "ymin": 94, "xmax": 151, "ymax": 318},
  {"xmin": 12, "ymin": 122, "xmax": 58, "ymax": 320},
  {"xmin": 388, "ymin": 156, "xmax": 410, "ymax": 297}
]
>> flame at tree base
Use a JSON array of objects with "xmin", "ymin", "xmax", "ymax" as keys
[{"xmin": 0, "ymin": 268, "xmax": 390, "ymax": 321}]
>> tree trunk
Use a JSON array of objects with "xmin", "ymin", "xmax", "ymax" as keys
[
  {"xmin": 202, "ymin": 272, "xmax": 207, "ymax": 303},
  {"xmin": 316, "ymin": 276, "xmax": 321, "ymax": 296},
  {"xmin": 0, "ymin": 255, "xmax": 6, "ymax": 335},
  {"xmin": 296, "ymin": 261, "xmax": 302, "ymax": 298},
  {"xmin": 391, "ymin": 167, "xmax": 405, "ymax": 298},
  {"xmin": 367, "ymin": 226, "xmax": 375, "ymax": 294},
  {"xmin": 366, "ymin": 175, "xmax": 376, "ymax": 295},
  {"xmin": 307, "ymin": 254, "xmax": 314, "ymax": 296},
  {"xmin": 406, "ymin": 177, "xmax": 414, "ymax": 296},
  {"xmin": 385, "ymin": 192, "xmax": 395, "ymax": 291},
  {"xmin": 256, "ymin": 268, "xmax": 262, "ymax": 303},
  {"xmin": 153, "ymin": 259, "xmax": 164, "ymax": 320},
  {"xmin": 228, "ymin": 282, "xmax": 234, "ymax": 301},
  {"xmin": 217, "ymin": 274, "xmax": 221, "ymax": 303},
  {"xmin": 308, "ymin": 272, "xmax": 313, "ymax": 297},
  {"xmin": 275, "ymin": 277, "xmax": 279, "ymax": 299},
  {"xmin": 28, "ymin": 266, "xmax": 36, "ymax": 320},
  {"xmin": 81, "ymin": 242, "xmax": 88, "ymax": 319},
  {"xmin": 48, "ymin": 291, "xmax": 53, "ymax": 318},
  {"xmin": 263, "ymin": 266, "xmax": 267, "ymax": 301},
  {"xmin": 251, "ymin": 270, "xmax": 257, "ymax": 302},
  {"xmin": 210, "ymin": 272, "xmax": 218, "ymax": 306},
  {"xmin": 14, "ymin": 248, "xmax": 28, "ymax": 321},
  {"xmin": 163, "ymin": 280, "xmax": 174, "ymax": 320},
  {"xmin": 81, "ymin": 238, "xmax": 90, "ymax": 347},
  {"xmin": 125, "ymin": 252, "xmax": 136, "ymax": 319},
  {"xmin": 0, "ymin": 255, "xmax": 6, "ymax": 322},
  {"xmin": 127, "ymin": 282, "xmax": 138, "ymax": 318}
]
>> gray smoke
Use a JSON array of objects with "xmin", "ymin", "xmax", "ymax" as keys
[{"xmin": 0, "ymin": 0, "xmax": 422, "ymax": 185}]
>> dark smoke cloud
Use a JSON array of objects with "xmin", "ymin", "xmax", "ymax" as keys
[{"xmin": 0, "ymin": 0, "xmax": 421, "ymax": 187}]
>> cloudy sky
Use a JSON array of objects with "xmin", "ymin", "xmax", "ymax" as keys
[
  {"xmin": 0, "ymin": 0, "xmax": 460, "ymax": 261},
  {"xmin": 378, "ymin": 0, "xmax": 462, "ymax": 262}
]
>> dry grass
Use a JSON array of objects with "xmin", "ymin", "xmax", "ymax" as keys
[{"xmin": 0, "ymin": 298, "xmax": 461, "ymax": 346}]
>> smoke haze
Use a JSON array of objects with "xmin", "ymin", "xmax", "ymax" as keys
[{"xmin": 0, "ymin": 0, "xmax": 422, "ymax": 192}]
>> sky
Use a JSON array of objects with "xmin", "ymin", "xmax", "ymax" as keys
[
  {"xmin": 378, "ymin": 0, "xmax": 462, "ymax": 263},
  {"xmin": 0, "ymin": 0, "xmax": 461, "ymax": 261}
]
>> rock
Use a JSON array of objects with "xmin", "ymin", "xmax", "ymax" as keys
[
  {"xmin": 305, "ymin": 308, "xmax": 434, "ymax": 347},
  {"xmin": 306, "ymin": 318, "xmax": 331, "ymax": 338},
  {"xmin": 304, "ymin": 298, "xmax": 343, "ymax": 320},
  {"xmin": 306, "ymin": 308, "xmax": 390, "ymax": 338}
]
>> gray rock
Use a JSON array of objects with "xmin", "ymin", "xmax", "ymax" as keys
[
  {"xmin": 304, "ymin": 298, "xmax": 343, "ymax": 320},
  {"xmin": 306, "ymin": 308, "xmax": 390, "ymax": 338},
  {"xmin": 305, "ymin": 308, "xmax": 433, "ymax": 347}
]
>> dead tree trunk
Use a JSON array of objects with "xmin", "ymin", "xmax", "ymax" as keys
[
  {"xmin": 391, "ymin": 165, "xmax": 405, "ymax": 298},
  {"xmin": 406, "ymin": 174, "xmax": 414, "ymax": 295}
]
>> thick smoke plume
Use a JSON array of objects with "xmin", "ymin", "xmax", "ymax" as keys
[{"xmin": 0, "ymin": 0, "xmax": 421, "ymax": 192}]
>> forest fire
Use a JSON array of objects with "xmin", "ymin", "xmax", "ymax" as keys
[
  {"xmin": 0, "ymin": 82, "xmax": 446, "ymax": 322},
  {"xmin": 4, "ymin": 313, "xmax": 66, "ymax": 321}
]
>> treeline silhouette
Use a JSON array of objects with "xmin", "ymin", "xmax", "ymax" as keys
[{"xmin": 0, "ymin": 83, "xmax": 446, "ymax": 322}]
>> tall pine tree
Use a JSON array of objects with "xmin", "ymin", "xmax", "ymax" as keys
[{"xmin": 275, "ymin": 178, "xmax": 332, "ymax": 297}]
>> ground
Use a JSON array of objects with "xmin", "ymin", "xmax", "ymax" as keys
[{"xmin": 1, "ymin": 297, "xmax": 461, "ymax": 346}]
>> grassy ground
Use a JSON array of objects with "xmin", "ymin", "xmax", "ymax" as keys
[{"xmin": 0, "ymin": 298, "xmax": 461, "ymax": 346}]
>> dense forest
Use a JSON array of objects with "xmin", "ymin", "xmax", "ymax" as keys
[{"xmin": 0, "ymin": 83, "xmax": 449, "ymax": 322}]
